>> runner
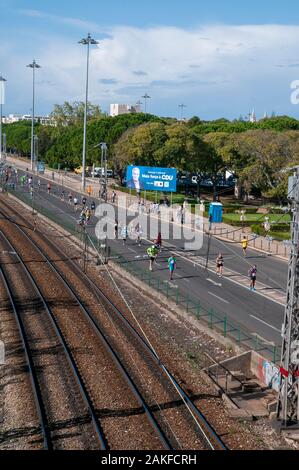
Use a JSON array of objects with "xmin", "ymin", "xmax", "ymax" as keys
[
  {"xmin": 147, "ymin": 245, "xmax": 159, "ymax": 271},
  {"xmin": 85, "ymin": 207, "xmax": 91, "ymax": 222},
  {"xmin": 91, "ymin": 201, "xmax": 96, "ymax": 213},
  {"xmin": 47, "ymin": 182, "xmax": 51, "ymax": 194},
  {"xmin": 60, "ymin": 190, "xmax": 65, "ymax": 201},
  {"xmin": 73, "ymin": 196, "xmax": 78, "ymax": 211},
  {"xmin": 248, "ymin": 265, "xmax": 257, "ymax": 291},
  {"xmin": 242, "ymin": 236, "xmax": 248, "ymax": 257},
  {"xmin": 37, "ymin": 178, "xmax": 41, "ymax": 189},
  {"xmin": 135, "ymin": 223, "xmax": 143, "ymax": 246},
  {"xmin": 68, "ymin": 192, "xmax": 73, "ymax": 204},
  {"xmin": 82, "ymin": 196, "xmax": 87, "ymax": 207},
  {"xmin": 112, "ymin": 190, "xmax": 116, "ymax": 203},
  {"xmin": 167, "ymin": 255, "xmax": 177, "ymax": 281},
  {"xmin": 216, "ymin": 252, "xmax": 224, "ymax": 277},
  {"xmin": 78, "ymin": 210, "xmax": 86, "ymax": 226},
  {"xmin": 155, "ymin": 232, "xmax": 162, "ymax": 251},
  {"xmin": 121, "ymin": 225, "xmax": 128, "ymax": 245},
  {"xmin": 114, "ymin": 219, "xmax": 118, "ymax": 238}
]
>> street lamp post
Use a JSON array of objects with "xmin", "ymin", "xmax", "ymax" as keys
[
  {"xmin": 78, "ymin": 33, "xmax": 99, "ymax": 192},
  {"xmin": 142, "ymin": 93, "xmax": 151, "ymax": 113},
  {"xmin": 26, "ymin": 61, "xmax": 41, "ymax": 172},
  {"xmin": 0, "ymin": 75, "xmax": 7, "ymax": 163}
]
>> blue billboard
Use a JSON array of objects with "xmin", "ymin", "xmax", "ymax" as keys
[{"xmin": 126, "ymin": 166, "xmax": 177, "ymax": 192}]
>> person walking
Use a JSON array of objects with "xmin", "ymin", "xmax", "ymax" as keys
[
  {"xmin": 248, "ymin": 265, "xmax": 257, "ymax": 291},
  {"xmin": 147, "ymin": 245, "xmax": 159, "ymax": 271},
  {"xmin": 73, "ymin": 196, "xmax": 78, "ymax": 211},
  {"xmin": 167, "ymin": 255, "xmax": 177, "ymax": 281},
  {"xmin": 242, "ymin": 236, "xmax": 248, "ymax": 257},
  {"xmin": 216, "ymin": 252, "xmax": 224, "ymax": 277}
]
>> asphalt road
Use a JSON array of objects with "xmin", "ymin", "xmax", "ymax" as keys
[{"xmin": 6, "ymin": 170, "xmax": 287, "ymax": 351}]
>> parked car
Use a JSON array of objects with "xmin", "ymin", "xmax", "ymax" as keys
[{"xmin": 74, "ymin": 166, "xmax": 91, "ymax": 176}]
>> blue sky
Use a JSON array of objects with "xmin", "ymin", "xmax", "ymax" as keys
[{"xmin": 1, "ymin": 0, "xmax": 299, "ymax": 119}]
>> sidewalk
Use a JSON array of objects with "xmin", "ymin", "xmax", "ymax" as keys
[{"xmin": 5, "ymin": 155, "xmax": 291, "ymax": 260}]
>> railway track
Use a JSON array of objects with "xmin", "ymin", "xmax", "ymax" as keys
[
  {"xmin": 0, "ymin": 196, "xmax": 228, "ymax": 450},
  {"xmin": 0, "ymin": 231, "xmax": 108, "ymax": 449}
]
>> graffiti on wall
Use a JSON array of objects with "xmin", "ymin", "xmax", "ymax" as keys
[{"xmin": 257, "ymin": 358, "xmax": 280, "ymax": 392}]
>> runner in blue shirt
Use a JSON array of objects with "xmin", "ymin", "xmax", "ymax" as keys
[{"xmin": 168, "ymin": 256, "xmax": 177, "ymax": 281}]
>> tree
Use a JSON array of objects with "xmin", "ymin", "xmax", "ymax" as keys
[
  {"xmin": 201, "ymin": 133, "xmax": 229, "ymax": 200},
  {"xmin": 231, "ymin": 130, "xmax": 294, "ymax": 200},
  {"xmin": 50, "ymin": 101, "xmax": 104, "ymax": 126}
]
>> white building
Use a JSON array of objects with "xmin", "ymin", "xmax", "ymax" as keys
[
  {"xmin": 110, "ymin": 103, "xmax": 141, "ymax": 117},
  {"xmin": 2, "ymin": 114, "xmax": 54, "ymax": 125},
  {"xmin": 249, "ymin": 109, "xmax": 257, "ymax": 123}
]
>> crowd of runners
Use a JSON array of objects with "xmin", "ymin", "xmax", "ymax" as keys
[{"xmin": 4, "ymin": 167, "xmax": 259, "ymax": 291}]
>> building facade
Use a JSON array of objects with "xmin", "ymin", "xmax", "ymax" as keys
[{"xmin": 109, "ymin": 104, "xmax": 141, "ymax": 117}]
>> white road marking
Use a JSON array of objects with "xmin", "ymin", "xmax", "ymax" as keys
[
  {"xmin": 250, "ymin": 315, "xmax": 281, "ymax": 333},
  {"xmin": 128, "ymin": 247, "xmax": 137, "ymax": 254},
  {"xmin": 163, "ymin": 280, "xmax": 178, "ymax": 288},
  {"xmin": 168, "ymin": 249, "xmax": 285, "ymax": 307},
  {"xmin": 207, "ymin": 278, "xmax": 222, "ymax": 287},
  {"xmin": 208, "ymin": 292, "xmax": 229, "ymax": 304}
]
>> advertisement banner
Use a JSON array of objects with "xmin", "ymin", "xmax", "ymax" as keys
[{"xmin": 126, "ymin": 166, "xmax": 177, "ymax": 192}]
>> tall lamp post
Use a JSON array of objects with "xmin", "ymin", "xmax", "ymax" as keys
[
  {"xmin": 26, "ymin": 60, "xmax": 41, "ymax": 172},
  {"xmin": 0, "ymin": 75, "xmax": 7, "ymax": 163},
  {"xmin": 142, "ymin": 93, "xmax": 151, "ymax": 113},
  {"xmin": 78, "ymin": 33, "xmax": 99, "ymax": 191},
  {"xmin": 100, "ymin": 142, "xmax": 107, "ymax": 202}
]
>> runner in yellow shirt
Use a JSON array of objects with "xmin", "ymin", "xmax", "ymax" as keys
[{"xmin": 241, "ymin": 236, "xmax": 248, "ymax": 257}]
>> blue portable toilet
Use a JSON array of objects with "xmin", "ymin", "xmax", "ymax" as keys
[{"xmin": 209, "ymin": 202, "xmax": 223, "ymax": 223}]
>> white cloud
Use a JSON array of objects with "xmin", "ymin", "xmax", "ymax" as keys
[{"xmin": 2, "ymin": 23, "xmax": 299, "ymax": 116}]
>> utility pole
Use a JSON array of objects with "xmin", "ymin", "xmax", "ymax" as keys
[
  {"xmin": 0, "ymin": 75, "xmax": 7, "ymax": 164},
  {"xmin": 178, "ymin": 103, "xmax": 187, "ymax": 121},
  {"xmin": 277, "ymin": 167, "xmax": 299, "ymax": 428}
]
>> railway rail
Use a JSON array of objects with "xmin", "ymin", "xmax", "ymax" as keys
[{"xmin": 0, "ymin": 196, "xmax": 228, "ymax": 450}]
